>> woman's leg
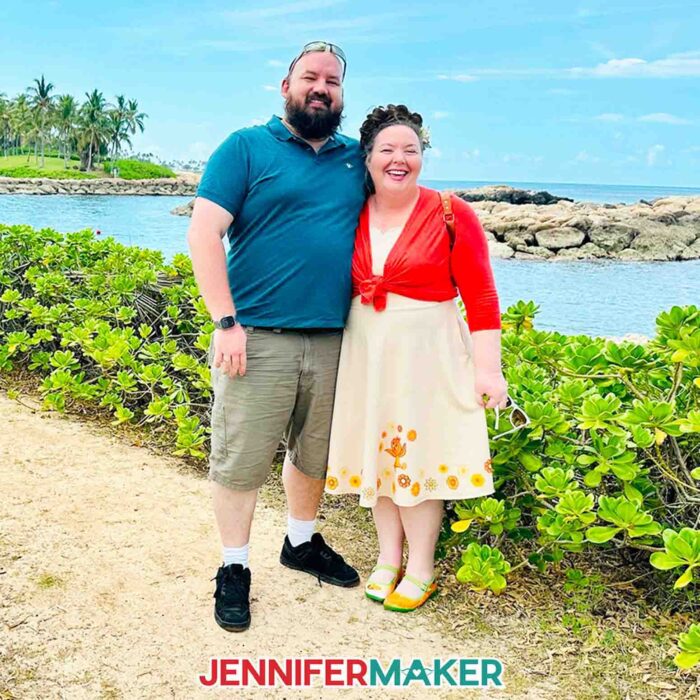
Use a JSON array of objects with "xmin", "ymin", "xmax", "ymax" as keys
[
  {"xmin": 394, "ymin": 499, "xmax": 443, "ymax": 596},
  {"xmin": 369, "ymin": 496, "xmax": 405, "ymax": 583}
]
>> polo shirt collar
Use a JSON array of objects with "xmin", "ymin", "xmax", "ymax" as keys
[{"xmin": 267, "ymin": 115, "xmax": 346, "ymax": 152}]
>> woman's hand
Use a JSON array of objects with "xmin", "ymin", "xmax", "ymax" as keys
[{"xmin": 474, "ymin": 369, "xmax": 508, "ymax": 409}]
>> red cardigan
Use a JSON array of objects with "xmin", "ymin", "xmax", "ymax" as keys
[{"xmin": 351, "ymin": 186, "xmax": 502, "ymax": 332}]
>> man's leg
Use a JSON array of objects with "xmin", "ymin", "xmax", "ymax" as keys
[
  {"xmin": 212, "ymin": 482, "xmax": 258, "ymax": 553},
  {"xmin": 283, "ymin": 453, "xmax": 324, "ymax": 546},
  {"xmin": 279, "ymin": 331, "xmax": 359, "ymax": 586},
  {"xmin": 209, "ymin": 329, "xmax": 301, "ymax": 631}
]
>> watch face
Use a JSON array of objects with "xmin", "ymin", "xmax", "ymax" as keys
[{"xmin": 219, "ymin": 316, "xmax": 236, "ymax": 329}]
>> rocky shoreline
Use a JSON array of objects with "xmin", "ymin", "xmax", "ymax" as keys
[
  {"xmin": 464, "ymin": 193, "xmax": 700, "ymax": 262},
  {"xmin": 172, "ymin": 186, "xmax": 700, "ymax": 262},
  {"xmin": 0, "ymin": 176, "xmax": 197, "ymax": 196},
  {"xmin": 2, "ymin": 177, "xmax": 698, "ymax": 261}
]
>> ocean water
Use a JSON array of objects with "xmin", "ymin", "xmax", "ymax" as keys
[
  {"xmin": 421, "ymin": 179, "xmax": 700, "ymax": 204},
  {"xmin": 1, "ymin": 188, "xmax": 698, "ymax": 338}
]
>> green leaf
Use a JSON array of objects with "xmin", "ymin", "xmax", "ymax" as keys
[
  {"xmin": 650, "ymin": 552, "xmax": 686, "ymax": 570},
  {"xmin": 674, "ymin": 567, "xmax": 695, "ymax": 589},
  {"xmin": 586, "ymin": 526, "xmax": 620, "ymax": 543},
  {"xmin": 674, "ymin": 651, "xmax": 700, "ymax": 670}
]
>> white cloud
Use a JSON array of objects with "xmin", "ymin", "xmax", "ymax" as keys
[
  {"xmin": 638, "ymin": 112, "xmax": 692, "ymax": 125},
  {"xmin": 186, "ymin": 141, "xmax": 214, "ymax": 161},
  {"xmin": 571, "ymin": 52, "xmax": 700, "ymax": 78},
  {"xmin": 262, "ymin": 84, "xmax": 277, "ymax": 91},
  {"xmin": 267, "ymin": 59, "xmax": 285, "ymax": 67},
  {"xmin": 437, "ymin": 74, "xmax": 477, "ymax": 82},
  {"xmin": 249, "ymin": 118, "xmax": 266, "ymax": 126},
  {"xmin": 594, "ymin": 113, "xmax": 625, "ymax": 122},
  {"xmin": 646, "ymin": 144, "xmax": 665, "ymax": 166},
  {"xmin": 431, "ymin": 111, "xmax": 450, "ymax": 120}
]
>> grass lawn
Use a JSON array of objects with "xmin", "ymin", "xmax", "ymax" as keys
[
  {"xmin": 0, "ymin": 155, "xmax": 99, "ymax": 179},
  {"xmin": 0, "ymin": 155, "xmax": 177, "ymax": 180}
]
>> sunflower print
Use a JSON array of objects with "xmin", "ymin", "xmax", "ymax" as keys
[
  {"xmin": 349, "ymin": 475, "xmax": 362, "ymax": 488},
  {"xmin": 438, "ymin": 464, "xmax": 449, "ymax": 474},
  {"xmin": 326, "ymin": 476, "xmax": 338, "ymax": 490},
  {"xmin": 446, "ymin": 475, "xmax": 459, "ymax": 490},
  {"xmin": 407, "ymin": 429, "xmax": 417, "ymax": 441},
  {"xmin": 471, "ymin": 473, "xmax": 486, "ymax": 487},
  {"xmin": 410, "ymin": 481, "xmax": 420, "ymax": 497}
]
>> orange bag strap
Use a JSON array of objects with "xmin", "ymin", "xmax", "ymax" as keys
[{"xmin": 440, "ymin": 191, "xmax": 456, "ymax": 248}]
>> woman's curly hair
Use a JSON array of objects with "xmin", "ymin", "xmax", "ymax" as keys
[{"xmin": 359, "ymin": 104, "xmax": 428, "ymax": 154}]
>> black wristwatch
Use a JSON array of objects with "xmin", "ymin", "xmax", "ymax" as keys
[{"xmin": 214, "ymin": 315, "xmax": 238, "ymax": 330}]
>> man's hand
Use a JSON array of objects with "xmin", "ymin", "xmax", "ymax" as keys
[
  {"xmin": 474, "ymin": 370, "xmax": 508, "ymax": 409},
  {"xmin": 213, "ymin": 326, "xmax": 247, "ymax": 378}
]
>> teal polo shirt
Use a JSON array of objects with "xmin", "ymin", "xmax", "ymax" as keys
[{"xmin": 196, "ymin": 115, "xmax": 366, "ymax": 328}]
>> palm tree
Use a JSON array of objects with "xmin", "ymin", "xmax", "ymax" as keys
[
  {"xmin": 55, "ymin": 95, "xmax": 78, "ymax": 167},
  {"xmin": 26, "ymin": 75, "xmax": 55, "ymax": 167},
  {"xmin": 80, "ymin": 89, "xmax": 108, "ymax": 171},
  {"xmin": 0, "ymin": 94, "xmax": 10, "ymax": 157},
  {"xmin": 126, "ymin": 98, "xmax": 147, "ymax": 139},
  {"xmin": 106, "ymin": 110, "xmax": 132, "ymax": 169},
  {"xmin": 9, "ymin": 94, "xmax": 30, "ymax": 156}
]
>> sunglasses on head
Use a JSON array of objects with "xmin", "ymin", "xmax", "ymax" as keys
[
  {"xmin": 492, "ymin": 396, "xmax": 530, "ymax": 440},
  {"xmin": 288, "ymin": 41, "xmax": 347, "ymax": 79}
]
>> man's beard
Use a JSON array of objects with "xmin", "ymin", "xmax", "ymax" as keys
[{"xmin": 285, "ymin": 93, "xmax": 343, "ymax": 140}]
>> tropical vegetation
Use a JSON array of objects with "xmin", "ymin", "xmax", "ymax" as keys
[
  {"xmin": 0, "ymin": 223, "xmax": 698, "ymax": 671},
  {"xmin": 0, "ymin": 75, "xmax": 147, "ymax": 173}
]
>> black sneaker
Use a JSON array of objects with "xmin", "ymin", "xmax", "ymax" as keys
[
  {"xmin": 280, "ymin": 533, "xmax": 360, "ymax": 587},
  {"xmin": 213, "ymin": 563, "xmax": 251, "ymax": 632}
]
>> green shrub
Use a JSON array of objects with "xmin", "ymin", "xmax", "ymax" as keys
[
  {"xmin": 0, "ymin": 166, "xmax": 97, "ymax": 179},
  {"xmin": 0, "ymin": 223, "xmax": 698, "ymax": 669},
  {"xmin": 104, "ymin": 159, "xmax": 176, "ymax": 180}
]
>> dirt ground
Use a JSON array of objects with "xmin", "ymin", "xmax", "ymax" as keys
[{"xmin": 0, "ymin": 391, "xmax": 695, "ymax": 699}]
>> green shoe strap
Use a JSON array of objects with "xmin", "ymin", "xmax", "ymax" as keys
[
  {"xmin": 402, "ymin": 573, "xmax": 434, "ymax": 592},
  {"xmin": 370, "ymin": 564, "xmax": 400, "ymax": 576}
]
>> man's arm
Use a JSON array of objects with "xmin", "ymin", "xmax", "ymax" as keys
[{"xmin": 187, "ymin": 197, "xmax": 247, "ymax": 378}]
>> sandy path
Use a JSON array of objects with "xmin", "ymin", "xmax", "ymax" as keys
[{"xmin": 0, "ymin": 393, "xmax": 557, "ymax": 699}]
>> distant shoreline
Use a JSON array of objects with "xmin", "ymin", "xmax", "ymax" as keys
[{"xmin": 0, "ymin": 174, "xmax": 198, "ymax": 196}]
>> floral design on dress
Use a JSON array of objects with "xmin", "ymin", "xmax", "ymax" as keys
[
  {"xmin": 397, "ymin": 473, "xmax": 411, "ymax": 488},
  {"xmin": 326, "ymin": 476, "xmax": 338, "ymax": 490},
  {"xmin": 438, "ymin": 464, "xmax": 449, "ymax": 474},
  {"xmin": 407, "ymin": 429, "xmax": 417, "ymax": 441},
  {"xmin": 362, "ymin": 487, "xmax": 375, "ymax": 500},
  {"xmin": 349, "ymin": 475, "xmax": 362, "ymax": 488},
  {"xmin": 424, "ymin": 477, "xmax": 438, "ymax": 492},
  {"xmin": 410, "ymin": 482, "xmax": 420, "ymax": 497},
  {"xmin": 471, "ymin": 473, "xmax": 485, "ymax": 487},
  {"xmin": 484, "ymin": 459, "xmax": 493, "ymax": 474},
  {"xmin": 446, "ymin": 475, "xmax": 459, "ymax": 490}
]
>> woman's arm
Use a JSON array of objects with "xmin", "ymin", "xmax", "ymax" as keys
[{"xmin": 449, "ymin": 197, "xmax": 507, "ymax": 408}]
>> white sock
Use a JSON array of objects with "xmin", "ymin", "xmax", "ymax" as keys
[
  {"xmin": 222, "ymin": 543, "xmax": 249, "ymax": 569},
  {"xmin": 287, "ymin": 515, "xmax": 316, "ymax": 547}
]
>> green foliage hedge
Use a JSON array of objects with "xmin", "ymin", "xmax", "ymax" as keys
[
  {"xmin": 104, "ymin": 159, "xmax": 176, "ymax": 180},
  {"xmin": 0, "ymin": 223, "xmax": 698, "ymax": 669},
  {"xmin": 0, "ymin": 165, "xmax": 97, "ymax": 179}
]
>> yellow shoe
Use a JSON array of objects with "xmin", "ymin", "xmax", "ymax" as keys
[
  {"xmin": 364, "ymin": 564, "xmax": 403, "ymax": 603},
  {"xmin": 383, "ymin": 573, "xmax": 437, "ymax": 612}
]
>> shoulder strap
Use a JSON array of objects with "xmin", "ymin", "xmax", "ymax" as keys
[{"xmin": 440, "ymin": 191, "xmax": 456, "ymax": 248}]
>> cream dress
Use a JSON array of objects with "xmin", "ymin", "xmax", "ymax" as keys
[{"xmin": 325, "ymin": 224, "xmax": 495, "ymax": 508}]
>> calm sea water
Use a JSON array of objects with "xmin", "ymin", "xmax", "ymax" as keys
[{"xmin": 1, "ymin": 185, "xmax": 698, "ymax": 337}]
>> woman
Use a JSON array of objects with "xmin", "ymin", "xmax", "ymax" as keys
[{"xmin": 324, "ymin": 104, "xmax": 507, "ymax": 612}]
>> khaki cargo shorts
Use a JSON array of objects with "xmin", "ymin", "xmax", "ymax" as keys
[{"xmin": 208, "ymin": 327, "xmax": 343, "ymax": 491}]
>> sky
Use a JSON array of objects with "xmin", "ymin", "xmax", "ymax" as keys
[{"xmin": 1, "ymin": 0, "xmax": 699, "ymax": 186}]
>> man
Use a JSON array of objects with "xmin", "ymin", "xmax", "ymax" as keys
[{"xmin": 187, "ymin": 41, "xmax": 365, "ymax": 633}]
